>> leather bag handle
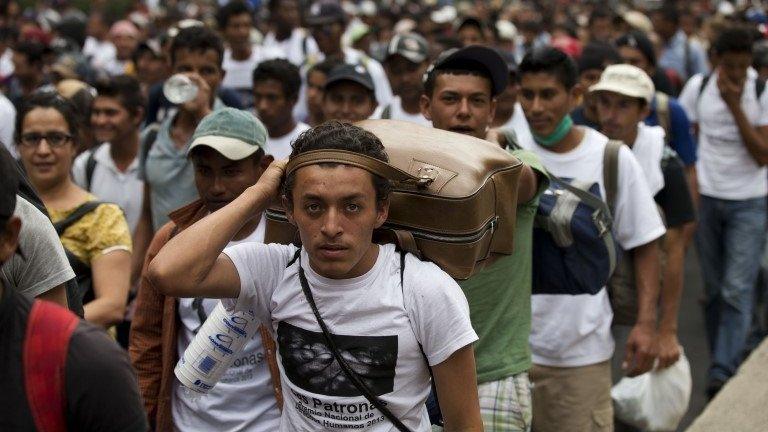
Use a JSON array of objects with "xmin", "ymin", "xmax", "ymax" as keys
[{"xmin": 286, "ymin": 150, "xmax": 434, "ymax": 188}]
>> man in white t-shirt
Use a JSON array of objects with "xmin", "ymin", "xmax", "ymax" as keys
[
  {"xmin": 147, "ymin": 121, "xmax": 483, "ymax": 431},
  {"xmin": 517, "ymin": 47, "xmax": 665, "ymax": 432},
  {"xmin": 252, "ymin": 59, "xmax": 310, "ymax": 160},
  {"xmin": 72, "ymin": 75, "xmax": 145, "ymax": 234},
  {"xmin": 378, "ymin": 33, "xmax": 430, "ymax": 126},
  {"xmin": 263, "ymin": 0, "xmax": 320, "ymax": 66},
  {"xmin": 592, "ymin": 64, "xmax": 697, "ymax": 375},
  {"xmin": 216, "ymin": 0, "xmax": 282, "ymax": 109},
  {"xmin": 678, "ymin": 27, "xmax": 768, "ymax": 397},
  {"xmin": 130, "ymin": 108, "xmax": 281, "ymax": 432}
]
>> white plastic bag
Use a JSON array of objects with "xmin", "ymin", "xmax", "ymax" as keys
[{"xmin": 611, "ymin": 349, "xmax": 692, "ymax": 432}]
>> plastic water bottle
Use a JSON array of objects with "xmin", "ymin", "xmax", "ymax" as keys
[
  {"xmin": 174, "ymin": 302, "xmax": 258, "ymax": 394},
  {"xmin": 163, "ymin": 73, "xmax": 199, "ymax": 105}
]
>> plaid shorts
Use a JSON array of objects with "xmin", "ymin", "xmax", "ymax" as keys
[{"xmin": 478, "ymin": 372, "xmax": 532, "ymax": 432}]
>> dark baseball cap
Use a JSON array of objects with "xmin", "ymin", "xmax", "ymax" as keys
[
  {"xmin": 428, "ymin": 45, "xmax": 509, "ymax": 96},
  {"xmin": 325, "ymin": 63, "xmax": 375, "ymax": 93},
  {"xmin": 306, "ymin": 1, "xmax": 346, "ymax": 26},
  {"xmin": 0, "ymin": 147, "xmax": 19, "ymax": 223},
  {"xmin": 386, "ymin": 33, "xmax": 429, "ymax": 64}
]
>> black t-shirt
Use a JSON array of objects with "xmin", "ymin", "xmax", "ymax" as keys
[
  {"xmin": 655, "ymin": 150, "xmax": 696, "ymax": 227},
  {"xmin": 0, "ymin": 286, "xmax": 148, "ymax": 432}
]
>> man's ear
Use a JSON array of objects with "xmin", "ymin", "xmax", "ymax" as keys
[
  {"xmin": 569, "ymin": 84, "xmax": 585, "ymax": 110},
  {"xmin": 281, "ymin": 195, "xmax": 297, "ymax": 226},
  {"xmin": 133, "ymin": 106, "xmax": 146, "ymax": 127},
  {"xmin": 488, "ymin": 97, "xmax": 498, "ymax": 124},
  {"xmin": 419, "ymin": 94, "xmax": 432, "ymax": 120},
  {"xmin": 375, "ymin": 199, "xmax": 389, "ymax": 228}
]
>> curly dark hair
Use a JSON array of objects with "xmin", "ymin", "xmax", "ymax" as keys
[{"xmin": 282, "ymin": 121, "xmax": 391, "ymax": 207}]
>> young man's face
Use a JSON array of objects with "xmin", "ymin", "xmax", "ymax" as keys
[
  {"xmin": 619, "ymin": 46, "xmax": 653, "ymax": 75},
  {"xmin": 420, "ymin": 72, "xmax": 496, "ymax": 140},
  {"xmin": 307, "ymin": 70, "xmax": 327, "ymax": 120},
  {"xmin": 494, "ymin": 80, "xmax": 518, "ymax": 124},
  {"xmin": 112, "ymin": 34, "xmax": 138, "ymax": 61},
  {"xmin": 311, "ymin": 23, "xmax": 344, "ymax": 55},
  {"xmin": 287, "ymin": 164, "xmax": 388, "ymax": 279},
  {"xmin": 519, "ymin": 72, "xmax": 581, "ymax": 137},
  {"xmin": 717, "ymin": 51, "xmax": 752, "ymax": 88},
  {"xmin": 384, "ymin": 55, "xmax": 428, "ymax": 103},
  {"xmin": 191, "ymin": 146, "xmax": 271, "ymax": 212},
  {"xmin": 91, "ymin": 96, "xmax": 142, "ymax": 145},
  {"xmin": 595, "ymin": 91, "xmax": 647, "ymax": 143},
  {"xmin": 172, "ymin": 48, "xmax": 224, "ymax": 96},
  {"xmin": 136, "ymin": 51, "xmax": 169, "ymax": 85},
  {"xmin": 589, "ymin": 17, "xmax": 612, "ymax": 42},
  {"xmin": 322, "ymin": 82, "xmax": 377, "ymax": 123},
  {"xmin": 458, "ymin": 25, "xmax": 484, "ymax": 47},
  {"xmin": 253, "ymin": 78, "xmax": 295, "ymax": 134},
  {"xmin": 224, "ymin": 13, "xmax": 253, "ymax": 52},
  {"xmin": 274, "ymin": 0, "xmax": 301, "ymax": 30}
]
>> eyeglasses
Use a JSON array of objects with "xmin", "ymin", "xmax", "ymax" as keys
[{"xmin": 19, "ymin": 132, "xmax": 73, "ymax": 148}]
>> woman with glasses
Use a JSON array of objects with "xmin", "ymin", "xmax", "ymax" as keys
[{"xmin": 15, "ymin": 92, "xmax": 132, "ymax": 329}]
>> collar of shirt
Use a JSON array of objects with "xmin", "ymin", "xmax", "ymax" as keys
[{"xmin": 94, "ymin": 143, "xmax": 139, "ymax": 175}]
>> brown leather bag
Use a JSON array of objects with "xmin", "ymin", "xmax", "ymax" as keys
[{"xmin": 264, "ymin": 119, "xmax": 524, "ymax": 280}]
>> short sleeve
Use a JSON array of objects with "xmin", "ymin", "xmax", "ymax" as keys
[
  {"xmin": 222, "ymin": 243, "xmax": 297, "ymax": 325},
  {"xmin": 65, "ymin": 324, "xmax": 149, "ymax": 432},
  {"xmin": 59, "ymin": 203, "xmax": 132, "ymax": 264},
  {"xmin": 404, "ymin": 256, "xmax": 478, "ymax": 366},
  {"xmin": 678, "ymin": 74, "xmax": 703, "ymax": 123},
  {"xmin": 655, "ymin": 152, "xmax": 696, "ymax": 228},
  {"xmin": 613, "ymin": 146, "xmax": 666, "ymax": 250},
  {"xmin": 510, "ymin": 148, "xmax": 550, "ymax": 207},
  {"xmin": 1, "ymin": 197, "xmax": 75, "ymax": 297}
]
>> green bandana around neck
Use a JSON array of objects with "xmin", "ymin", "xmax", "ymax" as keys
[{"xmin": 533, "ymin": 115, "xmax": 573, "ymax": 147}]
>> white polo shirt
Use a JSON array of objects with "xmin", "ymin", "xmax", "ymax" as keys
[{"xmin": 72, "ymin": 143, "xmax": 144, "ymax": 233}]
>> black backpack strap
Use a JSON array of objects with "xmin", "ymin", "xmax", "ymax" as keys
[
  {"xmin": 697, "ymin": 74, "xmax": 711, "ymax": 102},
  {"xmin": 53, "ymin": 201, "xmax": 104, "ymax": 236},
  {"xmin": 139, "ymin": 123, "xmax": 160, "ymax": 174},
  {"xmin": 84, "ymin": 143, "xmax": 102, "ymax": 191},
  {"xmin": 297, "ymin": 254, "xmax": 412, "ymax": 432}
]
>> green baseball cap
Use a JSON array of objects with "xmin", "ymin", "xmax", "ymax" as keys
[{"xmin": 188, "ymin": 108, "xmax": 267, "ymax": 160}]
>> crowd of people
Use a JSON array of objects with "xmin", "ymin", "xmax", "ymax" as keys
[{"xmin": 2, "ymin": 0, "xmax": 768, "ymax": 430}]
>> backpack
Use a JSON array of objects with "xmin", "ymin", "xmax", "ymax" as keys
[
  {"xmin": 53, "ymin": 201, "xmax": 105, "ymax": 306},
  {"xmin": 528, "ymin": 140, "xmax": 622, "ymax": 296},
  {"xmin": 83, "ymin": 143, "xmax": 103, "ymax": 192},
  {"xmin": 264, "ymin": 120, "xmax": 525, "ymax": 280},
  {"xmin": 24, "ymin": 299, "xmax": 79, "ymax": 432},
  {"xmin": 138, "ymin": 123, "xmax": 161, "ymax": 176}
]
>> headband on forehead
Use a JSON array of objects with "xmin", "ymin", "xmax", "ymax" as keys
[{"xmin": 285, "ymin": 149, "xmax": 434, "ymax": 189}]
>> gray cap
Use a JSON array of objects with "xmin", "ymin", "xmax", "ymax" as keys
[
  {"xmin": 325, "ymin": 63, "xmax": 375, "ymax": 93},
  {"xmin": 188, "ymin": 108, "xmax": 267, "ymax": 160},
  {"xmin": 386, "ymin": 33, "xmax": 429, "ymax": 64}
]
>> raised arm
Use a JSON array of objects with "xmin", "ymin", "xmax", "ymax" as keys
[
  {"xmin": 148, "ymin": 161, "xmax": 286, "ymax": 299},
  {"xmin": 719, "ymin": 73, "xmax": 768, "ymax": 166}
]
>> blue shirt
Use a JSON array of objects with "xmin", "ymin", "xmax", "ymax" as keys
[
  {"xmin": 645, "ymin": 95, "xmax": 697, "ymax": 166},
  {"xmin": 659, "ymin": 30, "xmax": 709, "ymax": 82}
]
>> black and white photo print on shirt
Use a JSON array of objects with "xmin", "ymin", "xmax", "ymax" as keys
[{"xmin": 277, "ymin": 321, "xmax": 398, "ymax": 396}]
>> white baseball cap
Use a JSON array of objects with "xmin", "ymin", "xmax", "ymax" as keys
[{"xmin": 589, "ymin": 64, "xmax": 655, "ymax": 103}]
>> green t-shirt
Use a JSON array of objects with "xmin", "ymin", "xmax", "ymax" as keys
[{"xmin": 459, "ymin": 149, "xmax": 549, "ymax": 384}]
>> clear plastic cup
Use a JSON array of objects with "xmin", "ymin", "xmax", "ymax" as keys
[
  {"xmin": 163, "ymin": 73, "xmax": 199, "ymax": 104},
  {"xmin": 174, "ymin": 302, "xmax": 258, "ymax": 394}
]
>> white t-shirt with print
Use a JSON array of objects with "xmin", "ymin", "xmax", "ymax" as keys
[
  {"xmin": 223, "ymin": 243, "xmax": 477, "ymax": 431},
  {"xmin": 264, "ymin": 122, "xmax": 310, "ymax": 160},
  {"xmin": 519, "ymin": 127, "xmax": 666, "ymax": 367},
  {"xmin": 679, "ymin": 69, "xmax": 768, "ymax": 200},
  {"xmin": 172, "ymin": 216, "xmax": 279, "ymax": 432},
  {"xmin": 631, "ymin": 123, "xmax": 666, "ymax": 196}
]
